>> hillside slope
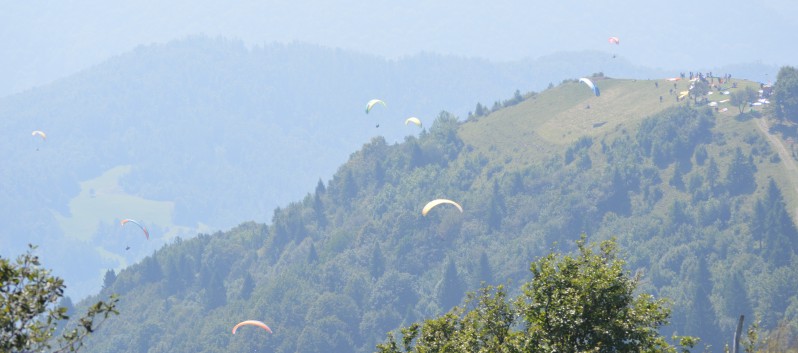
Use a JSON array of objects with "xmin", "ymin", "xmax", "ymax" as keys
[
  {"xmin": 70, "ymin": 77, "xmax": 798, "ymax": 352},
  {"xmin": 0, "ymin": 37, "xmax": 683, "ymax": 299}
]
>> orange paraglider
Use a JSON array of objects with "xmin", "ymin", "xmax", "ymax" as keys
[
  {"xmin": 232, "ymin": 320, "xmax": 273, "ymax": 334},
  {"xmin": 120, "ymin": 219, "xmax": 149, "ymax": 240}
]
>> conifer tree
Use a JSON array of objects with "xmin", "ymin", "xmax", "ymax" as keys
[
  {"xmin": 437, "ymin": 258, "xmax": 464, "ymax": 310},
  {"xmin": 369, "ymin": 244, "xmax": 385, "ymax": 279},
  {"xmin": 477, "ymin": 251, "xmax": 493, "ymax": 286},
  {"xmin": 725, "ymin": 147, "xmax": 756, "ymax": 195}
]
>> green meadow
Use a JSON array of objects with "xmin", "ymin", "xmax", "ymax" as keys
[{"xmin": 54, "ymin": 165, "xmax": 174, "ymax": 242}]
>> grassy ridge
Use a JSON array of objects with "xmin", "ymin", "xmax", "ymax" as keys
[{"xmin": 460, "ymin": 77, "xmax": 789, "ymax": 202}]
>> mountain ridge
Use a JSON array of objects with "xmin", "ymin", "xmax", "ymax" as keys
[
  {"xmin": 68, "ymin": 75, "xmax": 798, "ymax": 352},
  {"xmin": 2, "ymin": 37, "xmax": 702, "ymax": 299}
]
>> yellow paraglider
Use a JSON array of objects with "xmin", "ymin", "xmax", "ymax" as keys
[
  {"xmin": 31, "ymin": 130, "xmax": 46, "ymax": 140},
  {"xmin": 405, "ymin": 117, "xmax": 422, "ymax": 127},
  {"xmin": 422, "ymin": 199, "xmax": 463, "ymax": 216},
  {"xmin": 366, "ymin": 99, "xmax": 386, "ymax": 114},
  {"xmin": 232, "ymin": 320, "xmax": 273, "ymax": 334}
]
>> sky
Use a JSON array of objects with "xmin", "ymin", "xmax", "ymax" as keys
[{"xmin": 2, "ymin": 0, "xmax": 797, "ymax": 96}]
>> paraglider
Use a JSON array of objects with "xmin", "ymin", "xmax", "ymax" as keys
[
  {"xmin": 608, "ymin": 37, "xmax": 620, "ymax": 58},
  {"xmin": 232, "ymin": 320, "xmax": 273, "ymax": 334},
  {"xmin": 579, "ymin": 78, "xmax": 600, "ymax": 97},
  {"xmin": 422, "ymin": 199, "xmax": 463, "ymax": 216},
  {"xmin": 120, "ymin": 219, "xmax": 149, "ymax": 240},
  {"xmin": 31, "ymin": 130, "xmax": 47, "ymax": 140},
  {"xmin": 365, "ymin": 99, "xmax": 386, "ymax": 114},
  {"xmin": 31, "ymin": 130, "xmax": 46, "ymax": 151},
  {"xmin": 405, "ymin": 117, "xmax": 422, "ymax": 127}
]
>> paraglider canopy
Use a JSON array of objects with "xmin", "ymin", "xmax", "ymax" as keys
[
  {"xmin": 405, "ymin": 117, "xmax": 422, "ymax": 127},
  {"xmin": 366, "ymin": 99, "xmax": 386, "ymax": 114},
  {"xmin": 579, "ymin": 78, "xmax": 600, "ymax": 97},
  {"xmin": 232, "ymin": 320, "xmax": 273, "ymax": 334},
  {"xmin": 608, "ymin": 37, "xmax": 620, "ymax": 45},
  {"xmin": 120, "ymin": 219, "xmax": 149, "ymax": 240},
  {"xmin": 31, "ymin": 130, "xmax": 46, "ymax": 140},
  {"xmin": 422, "ymin": 199, "xmax": 463, "ymax": 216}
]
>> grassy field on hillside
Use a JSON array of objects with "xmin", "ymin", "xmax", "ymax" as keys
[
  {"xmin": 459, "ymin": 76, "xmax": 795, "ymax": 222},
  {"xmin": 54, "ymin": 165, "xmax": 174, "ymax": 242}
]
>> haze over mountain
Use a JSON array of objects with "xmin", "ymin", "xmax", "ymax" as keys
[
  {"xmin": 0, "ymin": 37, "xmax": 685, "ymax": 300},
  {"xmin": 4, "ymin": 2, "xmax": 798, "ymax": 351},
  {"xmin": 72, "ymin": 75, "xmax": 798, "ymax": 352},
  {"xmin": 1, "ymin": 0, "xmax": 794, "ymax": 96}
]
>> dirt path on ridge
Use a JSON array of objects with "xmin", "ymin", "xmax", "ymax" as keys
[{"xmin": 754, "ymin": 118, "xmax": 798, "ymax": 220}]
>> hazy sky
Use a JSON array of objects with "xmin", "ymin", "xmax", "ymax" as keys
[{"xmin": 2, "ymin": 0, "xmax": 797, "ymax": 96}]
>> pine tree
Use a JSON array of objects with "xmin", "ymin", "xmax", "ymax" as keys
[
  {"xmin": 706, "ymin": 158, "xmax": 720, "ymax": 194},
  {"xmin": 204, "ymin": 271, "xmax": 227, "ymax": 310},
  {"xmin": 772, "ymin": 66, "xmax": 798, "ymax": 122},
  {"xmin": 682, "ymin": 255, "xmax": 720, "ymax": 348},
  {"xmin": 475, "ymin": 102, "xmax": 485, "ymax": 116},
  {"xmin": 670, "ymin": 163, "xmax": 685, "ymax": 190},
  {"xmin": 342, "ymin": 170, "xmax": 357, "ymax": 202},
  {"xmin": 761, "ymin": 180, "xmax": 798, "ymax": 266},
  {"xmin": 437, "ymin": 258, "xmax": 463, "ymax": 310},
  {"xmin": 308, "ymin": 243, "xmax": 319, "ymax": 264},
  {"xmin": 102, "ymin": 269, "xmax": 117, "ymax": 290},
  {"xmin": 141, "ymin": 255, "xmax": 162, "ymax": 283},
  {"xmin": 725, "ymin": 147, "xmax": 756, "ymax": 195},
  {"xmin": 477, "ymin": 251, "xmax": 493, "ymax": 286},
  {"xmin": 314, "ymin": 179, "xmax": 327, "ymax": 228},
  {"xmin": 751, "ymin": 200, "xmax": 766, "ymax": 252},
  {"xmin": 369, "ymin": 244, "xmax": 385, "ymax": 279},
  {"xmin": 487, "ymin": 179, "xmax": 505, "ymax": 231},
  {"xmin": 374, "ymin": 160, "xmax": 385, "ymax": 186},
  {"xmin": 240, "ymin": 272, "xmax": 254, "ymax": 300}
]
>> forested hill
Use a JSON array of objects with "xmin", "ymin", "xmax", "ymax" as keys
[
  {"xmin": 0, "ymin": 36, "xmax": 673, "ymax": 299},
  {"xmin": 75, "ymin": 74, "xmax": 798, "ymax": 352}
]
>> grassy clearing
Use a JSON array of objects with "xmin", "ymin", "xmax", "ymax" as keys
[
  {"xmin": 54, "ymin": 165, "xmax": 174, "ymax": 241},
  {"xmin": 459, "ymin": 78, "xmax": 696, "ymax": 167},
  {"xmin": 458, "ymin": 76, "xmax": 798, "ymax": 220}
]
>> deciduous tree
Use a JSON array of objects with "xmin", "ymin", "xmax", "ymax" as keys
[
  {"xmin": 1, "ymin": 245, "xmax": 118, "ymax": 353},
  {"xmin": 377, "ymin": 238, "xmax": 696, "ymax": 353}
]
